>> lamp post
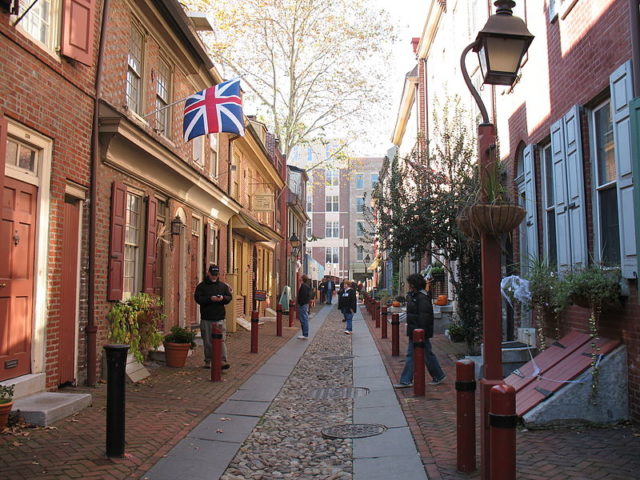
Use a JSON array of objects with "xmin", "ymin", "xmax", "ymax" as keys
[
  {"xmin": 460, "ymin": 1, "xmax": 533, "ymax": 478},
  {"xmin": 290, "ymin": 233, "xmax": 301, "ymax": 293},
  {"xmin": 364, "ymin": 254, "xmax": 371, "ymax": 291}
]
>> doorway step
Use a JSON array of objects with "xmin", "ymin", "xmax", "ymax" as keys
[{"xmin": 11, "ymin": 392, "xmax": 92, "ymax": 426}]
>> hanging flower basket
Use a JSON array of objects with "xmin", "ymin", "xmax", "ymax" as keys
[
  {"xmin": 456, "ymin": 206, "xmax": 480, "ymax": 240},
  {"xmin": 468, "ymin": 203, "xmax": 525, "ymax": 235}
]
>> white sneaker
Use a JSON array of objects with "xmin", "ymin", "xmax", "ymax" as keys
[
  {"xmin": 297, "ymin": 335, "xmax": 308, "ymax": 340},
  {"xmin": 344, "ymin": 330, "xmax": 352, "ymax": 335}
]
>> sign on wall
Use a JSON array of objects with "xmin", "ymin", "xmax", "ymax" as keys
[
  {"xmin": 254, "ymin": 290, "xmax": 267, "ymax": 301},
  {"xmin": 253, "ymin": 194, "xmax": 274, "ymax": 211}
]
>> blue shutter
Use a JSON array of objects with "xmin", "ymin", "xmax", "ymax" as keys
[
  {"xmin": 610, "ymin": 61, "xmax": 637, "ymax": 279},
  {"xmin": 630, "ymin": 97, "xmax": 640, "ymax": 280},
  {"xmin": 523, "ymin": 144, "xmax": 538, "ymax": 261},
  {"xmin": 563, "ymin": 105, "xmax": 587, "ymax": 269},
  {"xmin": 551, "ymin": 118, "xmax": 571, "ymax": 272}
]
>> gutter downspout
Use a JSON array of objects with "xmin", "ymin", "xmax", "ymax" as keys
[
  {"xmin": 87, "ymin": 0, "xmax": 111, "ymax": 386},
  {"xmin": 630, "ymin": 0, "xmax": 640, "ymax": 96}
]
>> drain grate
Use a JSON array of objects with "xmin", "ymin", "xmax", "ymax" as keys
[
  {"xmin": 322, "ymin": 423, "xmax": 387, "ymax": 439},
  {"xmin": 322, "ymin": 355, "xmax": 354, "ymax": 361},
  {"xmin": 310, "ymin": 387, "xmax": 369, "ymax": 400}
]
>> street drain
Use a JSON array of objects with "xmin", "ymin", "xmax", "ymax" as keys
[
  {"xmin": 321, "ymin": 424, "xmax": 387, "ymax": 439},
  {"xmin": 322, "ymin": 355, "xmax": 354, "ymax": 361},
  {"xmin": 310, "ymin": 387, "xmax": 370, "ymax": 400}
]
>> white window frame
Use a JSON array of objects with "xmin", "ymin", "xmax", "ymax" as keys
[
  {"xmin": 124, "ymin": 191, "xmax": 143, "ymax": 299},
  {"xmin": 209, "ymin": 134, "xmax": 219, "ymax": 179},
  {"xmin": 356, "ymin": 221, "xmax": 365, "ymax": 237},
  {"xmin": 326, "ymin": 170, "xmax": 339, "ymax": 186},
  {"xmin": 14, "ymin": 0, "xmax": 61, "ymax": 56},
  {"xmin": 127, "ymin": 24, "xmax": 145, "ymax": 115},
  {"xmin": 356, "ymin": 245, "xmax": 364, "ymax": 261},
  {"xmin": 356, "ymin": 197, "xmax": 365, "ymax": 213},
  {"xmin": 540, "ymin": 143, "xmax": 558, "ymax": 267},
  {"xmin": 325, "ymin": 195, "xmax": 339, "ymax": 212},
  {"xmin": 355, "ymin": 173, "xmax": 364, "ymax": 189},
  {"xmin": 325, "ymin": 220, "xmax": 339, "ymax": 238},
  {"xmin": 193, "ymin": 135, "xmax": 204, "ymax": 165},
  {"xmin": 370, "ymin": 173, "xmax": 379, "ymax": 189},
  {"xmin": 325, "ymin": 247, "xmax": 339, "ymax": 264},
  {"xmin": 155, "ymin": 57, "xmax": 172, "ymax": 137}
]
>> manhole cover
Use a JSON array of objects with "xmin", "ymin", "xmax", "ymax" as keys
[
  {"xmin": 322, "ymin": 424, "xmax": 387, "ymax": 439},
  {"xmin": 322, "ymin": 355, "xmax": 354, "ymax": 361},
  {"xmin": 310, "ymin": 387, "xmax": 369, "ymax": 400}
]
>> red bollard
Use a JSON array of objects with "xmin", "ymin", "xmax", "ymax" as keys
[
  {"xmin": 276, "ymin": 304, "xmax": 283, "ymax": 337},
  {"xmin": 211, "ymin": 324, "xmax": 222, "ymax": 382},
  {"xmin": 381, "ymin": 306, "xmax": 388, "ymax": 339},
  {"xmin": 490, "ymin": 384, "xmax": 517, "ymax": 480},
  {"xmin": 391, "ymin": 313, "xmax": 400, "ymax": 357},
  {"xmin": 289, "ymin": 300, "xmax": 295, "ymax": 327},
  {"xmin": 375, "ymin": 301, "xmax": 381, "ymax": 328},
  {"xmin": 456, "ymin": 359, "xmax": 476, "ymax": 473},
  {"xmin": 413, "ymin": 329, "xmax": 425, "ymax": 396},
  {"xmin": 251, "ymin": 310, "xmax": 259, "ymax": 353}
]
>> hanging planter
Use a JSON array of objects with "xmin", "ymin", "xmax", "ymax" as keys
[
  {"xmin": 468, "ymin": 203, "xmax": 525, "ymax": 235},
  {"xmin": 456, "ymin": 206, "xmax": 480, "ymax": 240}
]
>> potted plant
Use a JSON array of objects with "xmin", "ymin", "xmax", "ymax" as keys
[
  {"xmin": 468, "ymin": 159, "xmax": 525, "ymax": 235},
  {"xmin": 447, "ymin": 321, "xmax": 465, "ymax": 343},
  {"xmin": 0, "ymin": 384, "xmax": 14, "ymax": 430},
  {"xmin": 107, "ymin": 293, "xmax": 164, "ymax": 364},
  {"xmin": 430, "ymin": 266, "xmax": 445, "ymax": 283},
  {"xmin": 163, "ymin": 326, "xmax": 196, "ymax": 368}
]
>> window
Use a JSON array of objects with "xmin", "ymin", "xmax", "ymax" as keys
[
  {"xmin": 127, "ymin": 25, "xmax": 144, "ymax": 114},
  {"xmin": 306, "ymin": 221, "xmax": 312, "ymax": 238},
  {"xmin": 549, "ymin": 0, "xmax": 578, "ymax": 20},
  {"xmin": 592, "ymin": 100, "xmax": 620, "ymax": 266},
  {"xmin": 155, "ymin": 58, "xmax": 171, "ymax": 136},
  {"xmin": 307, "ymin": 147, "xmax": 313, "ymax": 163},
  {"xmin": 541, "ymin": 143, "xmax": 557, "ymax": 267},
  {"xmin": 325, "ymin": 247, "xmax": 339, "ymax": 264},
  {"xmin": 371, "ymin": 173, "xmax": 379, "ymax": 189},
  {"xmin": 17, "ymin": 0, "xmax": 59, "ymax": 50},
  {"xmin": 356, "ymin": 221, "xmax": 365, "ymax": 237},
  {"xmin": 6, "ymin": 137, "xmax": 38, "ymax": 175},
  {"xmin": 124, "ymin": 192, "xmax": 143, "ymax": 299},
  {"xmin": 326, "ymin": 170, "xmax": 339, "ymax": 186},
  {"xmin": 356, "ymin": 245, "xmax": 364, "ymax": 261},
  {"xmin": 193, "ymin": 135, "xmax": 204, "ymax": 165},
  {"xmin": 356, "ymin": 197, "xmax": 365, "ymax": 213},
  {"xmin": 325, "ymin": 195, "xmax": 339, "ymax": 212},
  {"xmin": 325, "ymin": 221, "xmax": 339, "ymax": 238},
  {"xmin": 355, "ymin": 174, "xmax": 364, "ymax": 189},
  {"xmin": 306, "ymin": 194, "xmax": 312, "ymax": 212},
  {"xmin": 209, "ymin": 134, "xmax": 218, "ymax": 178}
]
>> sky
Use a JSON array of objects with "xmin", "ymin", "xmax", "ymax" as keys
[{"xmin": 355, "ymin": 0, "xmax": 428, "ymax": 156}]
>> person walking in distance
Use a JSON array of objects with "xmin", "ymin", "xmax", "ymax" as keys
[
  {"xmin": 194, "ymin": 265, "xmax": 232, "ymax": 370},
  {"xmin": 325, "ymin": 277, "xmax": 335, "ymax": 304},
  {"xmin": 297, "ymin": 275, "xmax": 312, "ymax": 339},
  {"xmin": 338, "ymin": 281, "xmax": 357, "ymax": 334},
  {"xmin": 393, "ymin": 273, "xmax": 446, "ymax": 388}
]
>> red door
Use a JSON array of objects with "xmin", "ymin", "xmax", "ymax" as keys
[
  {"xmin": 0, "ymin": 177, "xmax": 37, "ymax": 380},
  {"xmin": 59, "ymin": 198, "xmax": 79, "ymax": 385}
]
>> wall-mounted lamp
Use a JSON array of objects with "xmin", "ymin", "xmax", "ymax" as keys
[
  {"xmin": 170, "ymin": 215, "xmax": 184, "ymax": 249},
  {"xmin": 289, "ymin": 233, "xmax": 301, "ymax": 257}
]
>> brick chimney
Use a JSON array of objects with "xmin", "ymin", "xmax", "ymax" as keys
[{"xmin": 411, "ymin": 37, "xmax": 420, "ymax": 54}]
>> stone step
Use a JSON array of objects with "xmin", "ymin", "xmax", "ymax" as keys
[{"xmin": 12, "ymin": 392, "xmax": 92, "ymax": 426}]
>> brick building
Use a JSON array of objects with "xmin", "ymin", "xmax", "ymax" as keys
[
  {"xmin": 393, "ymin": 0, "xmax": 640, "ymax": 421},
  {"xmin": 1, "ymin": 0, "xmax": 100, "ymax": 394}
]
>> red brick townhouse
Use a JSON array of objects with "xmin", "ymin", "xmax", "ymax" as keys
[
  {"xmin": 1, "ymin": 0, "xmax": 101, "ymax": 394},
  {"xmin": 403, "ymin": 0, "xmax": 640, "ymax": 420}
]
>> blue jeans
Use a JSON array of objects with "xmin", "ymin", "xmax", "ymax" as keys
[
  {"xmin": 326, "ymin": 291, "xmax": 333, "ymax": 304},
  {"xmin": 399, "ymin": 337, "xmax": 445, "ymax": 384},
  {"xmin": 342, "ymin": 309, "xmax": 353, "ymax": 331},
  {"xmin": 299, "ymin": 303, "xmax": 309, "ymax": 337}
]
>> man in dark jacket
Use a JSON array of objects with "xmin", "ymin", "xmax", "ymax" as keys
[
  {"xmin": 393, "ymin": 273, "xmax": 445, "ymax": 388},
  {"xmin": 325, "ymin": 278, "xmax": 335, "ymax": 304},
  {"xmin": 194, "ymin": 264, "xmax": 232, "ymax": 369},
  {"xmin": 297, "ymin": 275, "xmax": 312, "ymax": 339},
  {"xmin": 338, "ymin": 281, "xmax": 357, "ymax": 334}
]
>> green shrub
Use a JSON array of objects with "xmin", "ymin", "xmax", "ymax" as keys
[{"xmin": 164, "ymin": 326, "xmax": 196, "ymax": 349}]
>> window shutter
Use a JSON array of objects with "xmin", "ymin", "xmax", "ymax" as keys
[
  {"xmin": 0, "ymin": 115, "xmax": 7, "ymax": 197},
  {"xmin": 60, "ymin": 0, "xmax": 96, "ymax": 66},
  {"xmin": 551, "ymin": 118, "xmax": 572, "ymax": 272},
  {"xmin": 610, "ymin": 61, "xmax": 637, "ymax": 278},
  {"xmin": 630, "ymin": 97, "xmax": 640, "ymax": 280},
  {"xmin": 563, "ymin": 105, "xmax": 587, "ymax": 269},
  {"xmin": 523, "ymin": 144, "xmax": 538, "ymax": 261},
  {"xmin": 108, "ymin": 182, "xmax": 126, "ymax": 301},
  {"xmin": 204, "ymin": 222, "xmax": 212, "ymax": 276},
  {"xmin": 143, "ymin": 195, "xmax": 157, "ymax": 294}
]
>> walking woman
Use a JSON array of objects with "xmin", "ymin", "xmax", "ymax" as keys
[
  {"xmin": 393, "ymin": 273, "xmax": 446, "ymax": 388},
  {"xmin": 338, "ymin": 281, "xmax": 357, "ymax": 334}
]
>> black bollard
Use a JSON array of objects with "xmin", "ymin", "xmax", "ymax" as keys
[{"xmin": 104, "ymin": 344, "xmax": 129, "ymax": 458}]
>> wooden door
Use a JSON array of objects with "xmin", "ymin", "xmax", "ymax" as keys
[
  {"xmin": 189, "ymin": 233, "xmax": 199, "ymax": 325},
  {"xmin": 0, "ymin": 178, "xmax": 37, "ymax": 380}
]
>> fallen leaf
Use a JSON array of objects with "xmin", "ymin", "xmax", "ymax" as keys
[
  {"xmin": 216, "ymin": 429, "xmax": 224, "ymax": 433},
  {"xmin": 219, "ymin": 417, "xmax": 231, "ymax": 421}
]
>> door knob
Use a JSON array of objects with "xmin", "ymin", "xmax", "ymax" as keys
[{"xmin": 0, "ymin": 283, "xmax": 6, "ymax": 288}]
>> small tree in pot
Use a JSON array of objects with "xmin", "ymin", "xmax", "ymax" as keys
[
  {"xmin": 0, "ymin": 384, "xmax": 14, "ymax": 430},
  {"xmin": 163, "ymin": 326, "xmax": 197, "ymax": 368}
]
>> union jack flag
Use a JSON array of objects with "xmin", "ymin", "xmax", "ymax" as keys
[{"xmin": 183, "ymin": 78, "xmax": 244, "ymax": 141}]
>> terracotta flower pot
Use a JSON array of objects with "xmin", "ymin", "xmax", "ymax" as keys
[
  {"xmin": 0, "ymin": 401, "xmax": 14, "ymax": 430},
  {"xmin": 163, "ymin": 342, "xmax": 191, "ymax": 368},
  {"xmin": 468, "ymin": 203, "xmax": 526, "ymax": 235}
]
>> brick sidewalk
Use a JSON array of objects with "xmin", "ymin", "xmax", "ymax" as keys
[
  {"xmin": 362, "ymin": 306, "xmax": 640, "ymax": 480},
  {"xmin": 0, "ymin": 318, "xmax": 299, "ymax": 480}
]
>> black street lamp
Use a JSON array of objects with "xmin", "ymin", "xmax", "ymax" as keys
[
  {"xmin": 460, "ymin": 1, "xmax": 533, "ymax": 478},
  {"xmin": 289, "ymin": 233, "xmax": 301, "ymax": 257}
]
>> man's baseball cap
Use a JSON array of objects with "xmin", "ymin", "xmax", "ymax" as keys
[{"xmin": 208, "ymin": 264, "xmax": 220, "ymax": 275}]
